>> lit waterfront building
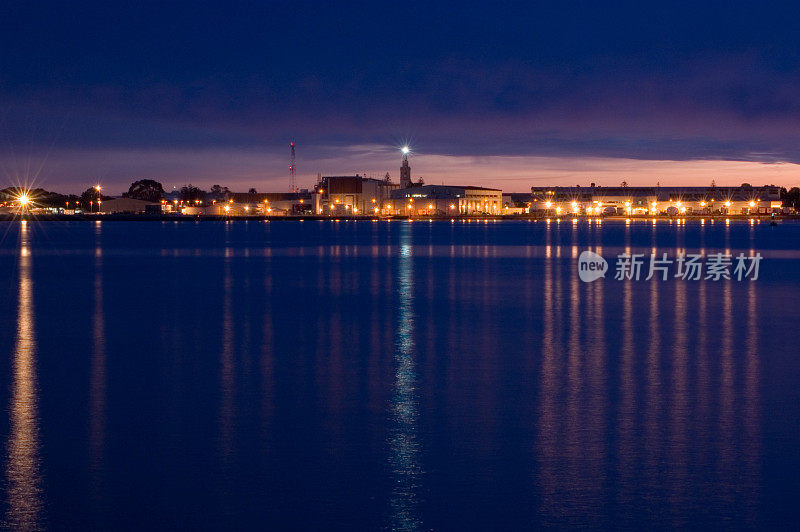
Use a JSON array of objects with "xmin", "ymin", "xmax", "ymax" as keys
[
  {"xmin": 530, "ymin": 184, "xmax": 783, "ymax": 215},
  {"xmin": 386, "ymin": 185, "xmax": 502, "ymax": 215},
  {"xmin": 181, "ymin": 191, "xmax": 314, "ymax": 216}
]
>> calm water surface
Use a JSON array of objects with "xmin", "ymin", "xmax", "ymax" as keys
[{"xmin": 0, "ymin": 219, "xmax": 799, "ymax": 529}]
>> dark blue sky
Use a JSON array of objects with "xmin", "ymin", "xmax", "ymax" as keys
[{"xmin": 2, "ymin": 1, "xmax": 800, "ymax": 192}]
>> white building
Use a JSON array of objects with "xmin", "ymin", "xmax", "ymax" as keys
[{"xmin": 386, "ymin": 185, "xmax": 502, "ymax": 215}]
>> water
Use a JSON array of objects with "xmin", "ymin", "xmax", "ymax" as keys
[{"xmin": 0, "ymin": 219, "xmax": 799, "ymax": 529}]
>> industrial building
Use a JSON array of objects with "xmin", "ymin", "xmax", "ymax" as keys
[
  {"xmin": 530, "ymin": 184, "xmax": 783, "ymax": 215},
  {"xmin": 314, "ymin": 175, "xmax": 398, "ymax": 215}
]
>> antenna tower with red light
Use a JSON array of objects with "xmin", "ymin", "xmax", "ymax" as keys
[{"xmin": 289, "ymin": 141, "xmax": 297, "ymax": 192}]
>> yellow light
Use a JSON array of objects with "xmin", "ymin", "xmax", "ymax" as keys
[
  {"xmin": 300, "ymin": 199, "xmax": 304, "ymax": 203},
  {"xmin": 625, "ymin": 201, "xmax": 631, "ymax": 207},
  {"xmin": 371, "ymin": 198, "xmax": 376, "ymax": 203},
  {"xmin": 224, "ymin": 205, "xmax": 230, "ymax": 212},
  {"xmin": 18, "ymin": 194, "xmax": 30, "ymax": 207},
  {"xmin": 353, "ymin": 207, "xmax": 358, "ymax": 213},
  {"xmin": 95, "ymin": 185, "xmax": 101, "ymax": 191},
  {"xmin": 545, "ymin": 200, "xmax": 552, "ymax": 208},
  {"xmin": 374, "ymin": 207, "xmax": 379, "ymax": 213},
  {"xmin": 749, "ymin": 200, "xmax": 755, "ymax": 207},
  {"xmin": 651, "ymin": 201, "xmax": 657, "ymax": 207},
  {"xmin": 700, "ymin": 201, "xmax": 706, "ymax": 207},
  {"xmin": 725, "ymin": 200, "xmax": 731, "ymax": 207},
  {"xmin": 676, "ymin": 201, "xmax": 682, "ymax": 208},
  {"xmin": 267, "ymin": 207, "xmax": 272, "ymax": 213},
  {"xmin": 450, "ymin": 204, "xmax": 455, "ymax": 209},
  {"xmin": 335, "ymin": 198, "xmax": 340, "ymax": 203},
  {"xmin": 386, "ymin": 204, "xmax": 392, "ymax": 209},
  {"xmin": 428, "ymin": 204, "xmax": 434, "ymax": 209},
  {"xmin": 555, "ymin": 206, "xmax": 562, "ymax": 214}
]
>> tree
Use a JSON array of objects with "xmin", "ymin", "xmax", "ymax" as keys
[
  {"xmin": 620, "ymin": 180, "xmax": 629, "ymax": 187},
  {"xmin": 80, "ymin": 187, "xmax": 106, "ymax": 211},
  {"xmin": 124, "ymin": 179, "xmax": 165, "ymax": 202},
  {"xmin": 208, "ymin": 185, "xmax": 230, "ymax": 201},
  {"xmin": 179, "ymin": 184, "xmax": 206, "ymax": 202},
  {"xmin": 781, "ymin": 187, "xmax": 800, "ymax": 209},
  {"xmin": 248, "ymin": 188, "xmax": 257, "ymax": 194}
]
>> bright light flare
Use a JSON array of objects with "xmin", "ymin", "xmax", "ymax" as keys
[{"xmin": 401, "ymin": 146, "xmax": 410, "ymax": 154}]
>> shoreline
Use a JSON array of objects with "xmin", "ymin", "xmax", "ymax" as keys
[{"xmin": 1, "ymin": 213, "xmax": 797, "ymax": 222}]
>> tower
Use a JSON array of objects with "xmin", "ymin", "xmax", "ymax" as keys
[
  {"xmin": 400, "ymin": 146, "xmax": 411, "ymax": 188},
  {"xmin": 289, "ymin": 142, "xmax": 297, "ymax": 192}
]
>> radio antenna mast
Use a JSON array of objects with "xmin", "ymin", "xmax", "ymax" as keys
[{"xmin": 289, "ymin": 141, "xmax": 297, "ymax": 192}]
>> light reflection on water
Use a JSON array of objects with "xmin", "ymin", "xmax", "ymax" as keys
[
  {"xmin": 89, "ymin": 221, "xmax": 106, "ymax": 515},
  {"xmin": 389, "ymin": 223, "xmax": 421, "ymax": 530},
  {"xmin": 534, "ymin": 222, "xmax": 764, "ymax": 527},
  {"xmin": 4, "ymin": 221, "xmax": 43, "ymax": 531},
  {"xmin": 0, "ymin": 220, "xmax": 790, "ymax": 529}
]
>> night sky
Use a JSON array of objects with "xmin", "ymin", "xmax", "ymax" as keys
[{"xmin": 2, "ymin": 1, "xmax": 800, "ymax": 193}]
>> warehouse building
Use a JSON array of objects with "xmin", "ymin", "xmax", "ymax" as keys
[
  {"xmin": 99, "ymin": 197, "xmax": 159, "ymax": 213},
  {"xmin": 530, "ymin": 184, "xmax": 782, "ymax": 215}
]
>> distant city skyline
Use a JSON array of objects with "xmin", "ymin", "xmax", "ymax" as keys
[{"xmin": 3, "ymin": 2, "xmax": 800, "ymax": 193}]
